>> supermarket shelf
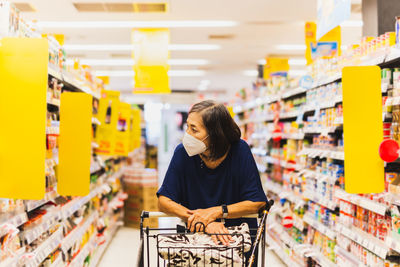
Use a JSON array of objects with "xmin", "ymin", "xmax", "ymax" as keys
[
  {"xmin": 61, "ymin": 211, "xmax": 99, "ymax": 253},
  {"xmin": 280, "ymin": 110, "xmax": 301, "ymax": 119},
  {"xmin": 265, "ymin": 180, "xmax": 303, "ymax": 204},
  {"xmin": 89, "ymin": 221, "xmax": 120, "ymax": 267},
  {"xmin": 69, "ymin": 232, "xmax": 97, "ymax": 267},
  {"xmin": 303, "ymin": 191, "xmax": 337, "ymax": 211},
  {"xmin": 233, "ymin": 95, "xmax": 280, "ymax": 114},
  {"xmin": 48, "ymin": 65, "xmax": 63, "ymax": 80},
  {"xmin": 301, "ymin": 169, "xmax": 337, "ymax": 184},
  {"xmin": 251, "ymin": 132, "xmax": 304, "ymax": 141},
  {"xmin": 281, "ymin": 133, "xmax": 305, "ymax": 140},
  {"xmin": 385, "ymin": 236, "xmax": 400, "ymax": 255},
  {"xmin": 266, "ymin": 233, "xmax": 302, "ymax": 267},
  {"xmin": 107, "ymin": 170, "xmax": 124, "ymax": 183},
  {"xmin": 49, "ymin": 255, "xmax": 64, "ymax": 267},
  {"xmin": 0, "ymin": 212, "xmax": 28, "ymax": 238},
  {"xmin": 251, "ymin": 147, "xmax": 267, "ymax": 156},
  {"xmin": 334, "ymin": 189, "xmax": 388, "ymax": 216},
  {"xmin": 293, "ymin": 214, "xmax": 305, "ymax": 231},
  {"xmin": 303, "ymin": 214, "xmax": 336, "ymax": 240},
  {"xmin": 311, "ymin": 250, "xmax": 336, "ymax": 267},
  {"xmin": 304, "ymin": 95, "xmax": 343, "ymax": 112},
  {"xmin": 237, "ymin": 114, "xmax": 274, "ymax": 126},
  {"xmin": 335, "ymin": 245, "xmax": 367, "ymax": 267},
  {"xmin": 25, "ymin": 227, "xmax": 64, "ymax": 267},
  {"xmin": 264, "ymin": 156, "xmax": 303, "ymax": 171},
  {"xmin": 48, "ymin": 66, "xmax": 101, "ymax": 100},
  {"xmin": 26, "ymin": 189, "xmax": 58, "ymax": 212},
  {"xmin": 0, "ymin": 247, "xmax": 25, "ymax": 267},
  {"xmin": 311, "ymin": 47, "xmax": 400, "ymax": 90},
  {"xmin": 303, "ymin": 125, "xmax": 342, "ymax": 135},
  {"xmin": 336, "ymin": 223, "xmax": 388, "ymax": 259},
  {"xmin": 281, "ymin": 87, "xmax": 307, "ymax": 99},
  {"xmin": 298, "ymin": 147, "xmax": 344, "ymax": 161},
  {"xmin": 312, "ymin": 73, "xmax": 342, "ymax": 89},
  {"xmin": 61, "ymin": 183, "xmax": 110, "ymax": 220},
  {"xmin": 22, "ymin": 209, "xmax": 62, "ymax": 245}
]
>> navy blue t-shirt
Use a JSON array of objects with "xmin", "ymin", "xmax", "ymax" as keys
[{"xmin": 157, "ymin": 139, "xmax": 268, "ymax": 228}]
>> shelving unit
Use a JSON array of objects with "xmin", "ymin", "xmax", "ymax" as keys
[{"xmin": 235, "ymin": 38, "xmax": 400, "ymax": 266}]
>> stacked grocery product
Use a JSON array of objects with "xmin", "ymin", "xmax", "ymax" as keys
[
  {"xmin": 122, "ymin": 147, "xmax": 159, "ymax": 229},
  {"xmin": 233, "ymin": 18, "xmax": 400, "ymax": 267}
]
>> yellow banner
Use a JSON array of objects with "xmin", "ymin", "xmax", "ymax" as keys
[
  {"xmin": 305, "ymin": 22, "xmax": 317, "ymax": 65},
  {"xmin": 319, "ymin": 25, "xmax": 341, "ymax": 56},
  {"xmin": 0, "ymin": 38, "xmax": 48, "ymax": 199},
  {"xmin": 58, "ymin": 92, "xmax": 92, "ymax": 196},
  {"xmin": 95, "ymin": 90, "xmax": 120, "ymax": 155},
  {"xmin": 132, "ymin": 28, "xmax": 170, "ymax": 94},
  {"xmin": 115, "ymin": 102, "xmax": 132, "ymax": 156},
  {"xmin": 342, "ymin": 66, "xmax": 384, "ymax": 194},
  {"xmin": 263, "ymin": 57, "xmax": 289, "ymax": 79},
  {"xmin": 130, "ymin": 108, "xmax": 142, "ymax": 151}
]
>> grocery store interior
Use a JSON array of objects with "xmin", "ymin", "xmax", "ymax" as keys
[{"xmin": 3, "ymin": 0, "xmax": 400, "ymax": 266}]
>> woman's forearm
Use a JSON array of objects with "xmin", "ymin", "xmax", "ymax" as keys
[
  {"xmin": 225, "ymin": 201, "xmax": 266, "ymax": 219},
  {"xmin": 158, "ymin": 195, "xmax": 191, "ymax": 221}
]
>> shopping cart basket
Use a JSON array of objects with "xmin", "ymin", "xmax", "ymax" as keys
[{"xmin": 137, "ymin": 200, "xmax": 273, "ymax": 267}]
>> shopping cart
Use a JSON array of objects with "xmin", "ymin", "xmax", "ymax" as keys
[{"xmin": 137, "ymin": 200, "xmax": 273, "ymax": 267}]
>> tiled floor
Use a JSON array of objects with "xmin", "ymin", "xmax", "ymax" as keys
[{"xmin": 98, "ymin": 227, "xmax": 286, "ymax": 267}]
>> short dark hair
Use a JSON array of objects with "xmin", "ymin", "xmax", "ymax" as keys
[{"xmin": 189, "ymin": 100, "xmax": 241, "ymax": 160}]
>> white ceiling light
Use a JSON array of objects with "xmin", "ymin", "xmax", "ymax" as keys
[
  {"xmin": 94, "ymin": 70, "xmax": 206, "ymax": 77},
  {"xmin": 63, "ymin": 44, "xmax": 221, "ymax": 51},
  {"xmin": 289, "ymin": 70, "xmax": 307, "ymax": 76},
  {"xmin": 257, "ymin": 58, "xmax": 307, "ymax": 66},
  {"xmin": 66, "ymin": 58, "xmax": 209, "ymax": 66},
  {"xmin": 168, "ymin": 59, "xmax": 209, "ymax": 65},
  {"xmin": 95, "ymin": 70, "xmax": 134, "ymax": 77},
  {"xmin": 243, "ymin": 70, "xmax": 258, "ymax": 77},
  {"xmin": 340, "ymin": 20, "xmax": 363, "ymax": 27},
  {"xmin": 169, "ymin": 44, "xmax": 220, "ymax": 51},
  {"xmin": 169, "ymin": 70, "xmax": 205, "ymax": 77},
  {"xmin": 276, "ymin": 44, "xmax": 307, "ymax": 51},
  {"xmin": 37, "ymin": 20, "xmax": 238, "ymax": 28}
]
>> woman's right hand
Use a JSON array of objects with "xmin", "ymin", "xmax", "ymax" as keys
[{"xmin": 205, "ymin": 222, "xmax": 233, "ymax": 246}]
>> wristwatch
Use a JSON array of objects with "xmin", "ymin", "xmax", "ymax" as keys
[{"xmin": 221, "ymin": 204, "xmax": 228, "ymax": 219}]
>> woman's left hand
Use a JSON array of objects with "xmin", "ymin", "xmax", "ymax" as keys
[{"xmin": 187, "ymin": 207, "xmax": 220, "ymax": 232}]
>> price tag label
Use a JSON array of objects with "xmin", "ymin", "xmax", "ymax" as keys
[{"xmin": 368, "ymin": 242, "xmax": 375, "ymax": 252}]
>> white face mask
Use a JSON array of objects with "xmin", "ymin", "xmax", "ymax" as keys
[{"xmin": 182, "ymin": 132, "xmax": 208, "ymax": 157}]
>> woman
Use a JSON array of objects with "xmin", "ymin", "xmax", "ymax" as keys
[{"xmin": 157, "ymin": 100, "xmax": 267, "ymax": 248}]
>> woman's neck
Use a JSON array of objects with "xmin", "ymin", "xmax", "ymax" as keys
[{"xmin": 200, "ymin": 146, "xmax": 230, "ymax": 169}]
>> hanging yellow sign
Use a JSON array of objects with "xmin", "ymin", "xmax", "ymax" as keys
[
  {"xmin": 115, "ymin": 102, "xmax": 132, "ymax": 156},
  {"xmin": 58, "ymin": 92, "xmax": 92, "ymax": 196},
  {"xmin": 342, "ymin": 66, "xmax": 384, "ymax": 194},
  {"xmin": 0, "ymin": 38, "xmax": 48, "ymax": 199},
  {"xmin": 132, "ymin": 28, "xmax": 170, "ymax": 94},
  {"xmin": 95, "ymin": 90, "xmax": 120, "ymax": 155},
  {"xmin": 263, "ymin": 57, "xmax": 289, "ymax": 79},
  {"xmin": 305, "ymin": 22, "xmax": 317, "ymax": 65},
  {"xmin": 130, "ymin": 108, "xmax": 142, "ymax": 151}
]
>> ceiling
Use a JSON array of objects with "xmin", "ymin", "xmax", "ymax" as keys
[{"xmin": 13, "ymin": 0, "xmax": 363, "ymax": 102}]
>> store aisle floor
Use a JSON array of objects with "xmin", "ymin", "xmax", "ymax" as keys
[{"xmin": 98, "ymin": 227, "xmax": 286, "ymax": 267}]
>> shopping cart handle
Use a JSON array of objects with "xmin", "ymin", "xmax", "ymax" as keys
[{"xmin": 142, "ymin": 210, "xmax": 269, "ymax": 219}]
